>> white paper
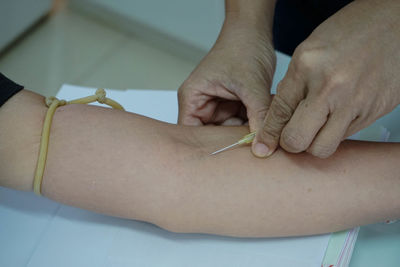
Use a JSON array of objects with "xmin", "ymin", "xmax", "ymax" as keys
[{"xmin": 0, "ymin": 84, "xmax": 331, "ymax": 267}]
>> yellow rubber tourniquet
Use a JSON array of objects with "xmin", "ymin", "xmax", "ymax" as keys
[{"xmin": 33, "ymin": 88, "xmax": 124, "ymax": 196}]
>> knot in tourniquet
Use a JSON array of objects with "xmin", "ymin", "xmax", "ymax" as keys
[
  {"xmin": 95, "ymin": 88, "xmax": 107, "ymax": 104},
  {"xmin": 45, "ymin": 96, "xmax": 67, "ymax": 107}
]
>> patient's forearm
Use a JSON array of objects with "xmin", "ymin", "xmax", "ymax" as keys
[
  {"xmin": 179, "ymin": 138, "xmax": 400, "ymax": 236},
  {"xmin": 1, "ymin": 90, "xmax": 399, "ymax": 238}
]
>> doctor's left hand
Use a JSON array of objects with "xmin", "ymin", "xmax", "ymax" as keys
[{"xmin": 253, "ymin": 0, "xmax": 400, "ymax": 158}]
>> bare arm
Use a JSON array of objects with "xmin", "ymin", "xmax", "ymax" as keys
[{"xmin": 1, "ymin": 90, "xmax": 399, "ymax": 237}]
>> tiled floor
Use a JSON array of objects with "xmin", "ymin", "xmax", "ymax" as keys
[{"xmin": 0, "ymin": 7, "xmax": 197, "ymax": 96}]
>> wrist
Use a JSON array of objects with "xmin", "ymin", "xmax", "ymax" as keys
[
  {"xmin": 216, "ymin": 18, "xmax": 274, "ymax": 53},
  {"xmin": 225, "ymin": 0, "xmax": 276, "ymax": 35},
  {"xmin": 219, "ymin": 15, "xmax": 274, "ymax": 46}
]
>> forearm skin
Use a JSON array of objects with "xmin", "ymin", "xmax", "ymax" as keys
[
  {"xmin": 44, "ymin": 104, "xmax": 400, "ymax": 237},
  {"xmin": 1, "ymin": 90, "xmax": 399, "ymax": 238}
]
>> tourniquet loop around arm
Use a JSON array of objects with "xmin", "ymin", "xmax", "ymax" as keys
[{"xmin": 33, "ymin": 89, "xmax": 124, "ymax": 195}]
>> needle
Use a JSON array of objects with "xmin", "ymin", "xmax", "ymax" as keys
[
  {"xmin": 210, "ymin": 141, "xmax": 241, "ymax": 155},
  {"xmin": 211, "ymin": 132, "xmax": 256, "ymax": 155}
]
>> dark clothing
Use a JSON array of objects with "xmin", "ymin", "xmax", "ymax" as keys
[
  {"xmin": 273, "ymin": 0, "xmax": 353, "ymax": 55},
  {"xmin": 0, "ymin": 73, "xmax": 24, "ymax": 107}
]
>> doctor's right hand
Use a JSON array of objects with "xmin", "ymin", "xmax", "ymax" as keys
[{"xmin": 178, "ymin": 16, "xmax": 276, "ymax": 137}]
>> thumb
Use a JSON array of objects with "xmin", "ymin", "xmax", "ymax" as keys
[
  {"xmin": 244, "ymin": 90, "xmax": 271, "ymax": 133},
  {"xmin": 252, "ymin": 72, "xmax": 306, "ymax": 157},
  {"xmin": 177, "ymin": 83, "xmax": 204, "ymax": 126},
  {"xmin": 233, "ymin": 77, "xmax": 273, "ymax": 133}
]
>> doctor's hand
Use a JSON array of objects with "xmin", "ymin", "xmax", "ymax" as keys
[
  {"xmin": 178, "ymin": 17, "xmax": 276, "ymax": 133},
  {"xmin": 253, "ymin": 0, "xmax": 400, "ymax": 158}
]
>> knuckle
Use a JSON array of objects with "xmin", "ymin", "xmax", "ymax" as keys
[
  {"xmin": 260, "ymin": 121, "xmax": 282, "ymax": 141},
  {"xmin": 280, "ymin": 130, "xmax": 307, "ymax": 152},
  {"xmin": 177, "ymin": 83, "xmax": 190, "ymax": 99},
  {"xmin": 269, "ymin": 95, "xmax": 294, "ymax": 123},
  {"xmin": 178, "ymin": 82, "xmax": 202, "ymax": 105},
  {"xmin": 323, "ymin": 71, "xmax": 348, "ymax": 91},
  {"xmin": 312, "ymin": 72, "xmax": 350, "ymax": 106},
  {"xmin": 178, "ymin": 76, "xmax": 200, "ymax": 94},
  {"xmin": 309, "ymin": 143, "xmax": 336, "ymax": 158},
  {"xmin": 259, "ymin": 95, "xmax": 295, "ymax": 141},
  {"xmin": 292, "ymin": 44, "xmax": 318, "ymax": 73},
  {"xmin": 309, "ymin": 70, "xmax": 353, "ymax": 109}
]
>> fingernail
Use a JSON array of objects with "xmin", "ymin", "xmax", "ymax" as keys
[{"xmin": 253, "ymin": 143, "xmax": 270, "ymax": 157}]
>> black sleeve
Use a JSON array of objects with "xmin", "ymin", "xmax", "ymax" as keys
[
  {"xmin": 0, "ymin": 73, "xmax": 24, "ymax": 107},
  {"xmin": 273, "ymin": 0, "xmax": 353, "ymax": 55}
]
